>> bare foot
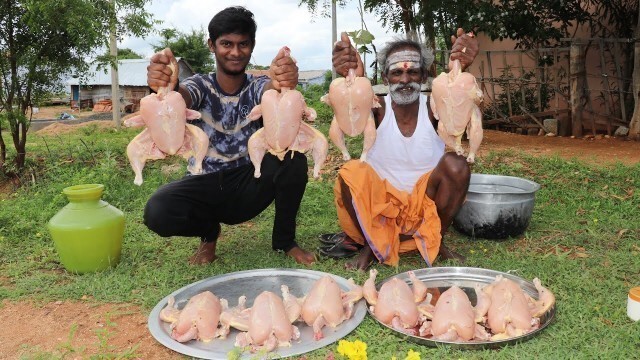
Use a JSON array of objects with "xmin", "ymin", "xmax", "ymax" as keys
[
  {"xmin": 286, "ymin": 246, "xmax": 316, "ymax": 266},
  {"xmin": 189, "ymin": 241, "xmax": 218, "ymax": 265},
  {"xmin": 345, "ymin": 246, "xmax": 376, "ymax": 271},
  {"xmin": 438, "ymin": 243, "xmax": 466, "ymax": 263}
]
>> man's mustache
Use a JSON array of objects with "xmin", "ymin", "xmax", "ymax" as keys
[{"xmin": 389, "ymin": 82, "xmax": 421, "ymax": 92}]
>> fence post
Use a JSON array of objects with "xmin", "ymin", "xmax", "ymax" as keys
[{"xmin": 570, "ymin": 42, "xmax": 586, "ymax": 137}]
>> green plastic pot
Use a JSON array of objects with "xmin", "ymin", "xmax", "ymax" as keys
[{"xmin": 48, "ymin": 184, "xmax": 125, "ymax": 274}]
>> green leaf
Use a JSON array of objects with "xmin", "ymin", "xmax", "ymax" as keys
[
  {"xmin": 346, "ymin": 29, "xmax": 375, "ymax": 46},
  {"xmin": 357, "ymin": 45, "xmax": 371, "ymax": 54}
]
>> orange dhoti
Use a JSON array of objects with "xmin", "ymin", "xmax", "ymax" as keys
[{"xmin": 334, "ymin": 160, "xmax": 441, "ymax": 267}]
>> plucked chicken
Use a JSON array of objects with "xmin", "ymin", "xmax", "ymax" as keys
[
  {"xmin": 124, "ymin": 49, "xmax": 209, "ymax": 185},
  {"xmin": 430, "ymin": 55, "xmax": 483, "ymax": 163}
]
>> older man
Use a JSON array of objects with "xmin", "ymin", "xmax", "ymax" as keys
[{"xmin": 325, "ymin": 30, "xmax": 479, "ymax": 270}]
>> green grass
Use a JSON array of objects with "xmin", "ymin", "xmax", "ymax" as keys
[{"xmin": 1, "ymin": 121, "xmax": 639, "ymax": 359}]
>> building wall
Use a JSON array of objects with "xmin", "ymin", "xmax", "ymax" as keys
[
  {"xmin": 459, "ymin": 23, "xmax": 632, "ymax": 133},
  {"xmin": 71, "ymin": 85, "xmax": 150, "ymax": 112}
]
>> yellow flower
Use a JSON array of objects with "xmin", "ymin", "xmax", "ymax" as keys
[
  {"xmin": 405, "ymin": 349, "xmax": 421, "ymax": 360},
  {"xmin": 337, "ymin": 339, "xmax": 367, "ymax": 360}
]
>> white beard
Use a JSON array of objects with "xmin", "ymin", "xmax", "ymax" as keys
[{"xmin": 389, "ymin": 82, "xmax": 421, "ymax": 105}]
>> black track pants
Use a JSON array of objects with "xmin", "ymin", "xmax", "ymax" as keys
[{"xmin": 143, "ymin": 152, "xmax": 308, "ymax": 252}]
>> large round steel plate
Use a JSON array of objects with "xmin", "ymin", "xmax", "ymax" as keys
[
  {"xmin": 368, "ymin": 267, "xmax": 556, "ymax": 350},
  {"xmin": 149, "ymin": 268, "xmax": 366, "ymax": 359}
]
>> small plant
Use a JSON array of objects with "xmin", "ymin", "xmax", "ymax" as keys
[{"xmin": 491, "ymin": 64, "xmax": 554, "ymax": 118}]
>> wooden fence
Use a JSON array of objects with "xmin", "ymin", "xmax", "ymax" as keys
[{"xmin": 434, "ymin": 37, "xmax": 636, "ymax": 137}]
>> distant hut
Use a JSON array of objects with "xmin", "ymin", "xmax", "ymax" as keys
[
  {"xmin": 245, "ymin": 69, "xmax": 328, "ymax": 89},
  {"xmin": 67, "ymin": 58, "xmax": 195, "ymax": 113}
]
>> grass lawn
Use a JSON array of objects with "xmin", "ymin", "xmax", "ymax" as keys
[{"xmin": 0, "ymin": 118, "xmax": 639, "ymax": 359}]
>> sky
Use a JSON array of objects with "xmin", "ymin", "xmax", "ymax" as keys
[{"xmin": 119, "ymin": 0, "xmax": 402, "ymax": 73}]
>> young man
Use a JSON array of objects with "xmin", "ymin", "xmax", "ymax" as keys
[
  {"xmin": 143, "ymin": 6, "xmax": 315, "ymax": 265},
  {"xmin": 327, "ymin": 30, "xmax": 479, "ymax": 270}
]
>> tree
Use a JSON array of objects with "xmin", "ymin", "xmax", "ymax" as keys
[
  {"xmin": 108, "ymin": 48, "xmax": 144, "ymax": 60},
  {"xmin": 153, "ymin": 27, "xmax": 214, "ymax": 74},
  {"xmin": 0, "ymin": 0, "xmax": 155, "ymax": 173},
  {"xmin": 628, "ymin": 5, "xmax": 640, "ymax": 139}
]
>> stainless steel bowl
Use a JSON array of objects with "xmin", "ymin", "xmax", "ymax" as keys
[
  {"xmin": 453, "ymin": 174, "xmax": 541, "ymax": 239},
  {"xmin": 369, "ymin": 267, "xmax": 556, "ymax": 350}
]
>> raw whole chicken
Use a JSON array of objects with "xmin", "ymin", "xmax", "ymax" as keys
[
  {"xmin": 124, "ymin": 49, "xmax": 209, "ymax": 185},
  {"xmin": 233, "ymin": 291, "xmax": 301, "ymax": 353},
  {"xmin": 482, "ymin": 276, "xmax": 540, "ymax": 340},
  {"xmin": 418, "ymin": 285, "xmax": 490, "ymax": 341},
  {"xmin": 293, "ymin": 275, "xmax": 363, "ymax": 340},
  {"xmin": 159, "ymin": 291, "xmax": 224, "ymax": 343},
  {"xmin": 363, "ymin": 269, "xmax": 431, "ymax": 335},
  {"xmin": 430, "ymin": 58, "xmax": 483, "ymax": 163},
  {"xmin": 321, "ymin": 68, "xmax": 380, "ymax": 162},
  {"xmin": 247, "ymin": 48, "xmax": 328, "ymax": 178}
]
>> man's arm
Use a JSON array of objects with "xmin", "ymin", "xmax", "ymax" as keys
[
  {"xmin": 265, "ymin": 46, "xmax": 299, "ymax": 93},
  {"xmin": 147, "ymin": 48, "xmax": 193, "ymax": 108}
]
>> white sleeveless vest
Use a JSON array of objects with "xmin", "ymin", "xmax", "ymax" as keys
[{"xmin": 367, "ymin": 94, "xmax": 445, "ymax": 193}]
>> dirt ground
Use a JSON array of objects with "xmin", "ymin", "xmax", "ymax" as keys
[
  {"xmin": 1, "ymin": 118, "xmax": 639, "ymax": 359},
  {"xmin": 30, "ymin": 104, "xmax": 101, "ymax": 121}
]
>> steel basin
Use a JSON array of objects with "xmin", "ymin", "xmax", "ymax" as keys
[{"xmin": 453, "ymin": 174, "xmax": 541, "ymax": 239}]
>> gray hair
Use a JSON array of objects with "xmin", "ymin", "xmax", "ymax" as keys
[{"xmin": 377, "ymin": 37, "xmax": 434, "ymax": 75}]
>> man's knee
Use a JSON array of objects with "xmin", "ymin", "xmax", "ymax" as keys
[
  {"xmin": 442, "ymin": 153, "xmax": 471, "ymax": 185},
  {"xmin": 143, "ymin": 194, "xmax": 173, "ymax": 237}
]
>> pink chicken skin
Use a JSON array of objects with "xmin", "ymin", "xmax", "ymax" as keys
[
  {"xmin": 297, "ymin": 275, "xmax": 363, "ymax": 340},
  {"xmin": 233, "ymin": 291, "xmax": 300, "ymax": 353},
  {"xmin": 321, "ymin": 56, "xmax": 381, "ymax": 162},
  {"xmin": 247, "ymin": 47, "xmax": 329, "ymax": 179},
  {"xmin": 159, "ymin": 291, "xmax": 223, "ymax": 343},
  {"xmin": 483, "ymin": 276, "xmax": 539, "ymax": 340},
  {"xmin": 363, "ymin": 269, "xmax": 430, "ymax": 335},
  {"xmin": 430, "ymin": 56, "xmax": 483, "ymax": 163},
  {"xmin": 124, "ymin": 49, "xmax": 209, "ymax": 185},
  {"xmin": 429, "ymin": 286, "xmax": 485, "ymax": 341}
]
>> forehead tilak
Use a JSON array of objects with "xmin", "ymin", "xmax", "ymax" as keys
[{"xmin": 386, "ymin": 50, "xmax": 421, "ymax": 70}]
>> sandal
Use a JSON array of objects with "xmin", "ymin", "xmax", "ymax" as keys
[
  {"xmin": 318, "ymin": 242, "xmax": 360, "ymax": 259},
  {"xmin": 318, "ymin": 232, "xmax": 363, "ymax": 248},
  {"xmin": 318, "ymin": 232, "xmax": 342, "ymax": 243}
]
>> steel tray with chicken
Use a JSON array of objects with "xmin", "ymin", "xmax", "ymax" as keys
[
  {"xmin": 148, "ymin": 268, "xmax": 367, "ymax": 359},
  {"xmin": 365, "ymin": 267, "xmax": 556, "ymax": 350}
]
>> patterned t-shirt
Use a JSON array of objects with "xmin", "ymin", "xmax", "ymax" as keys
[{"xmin": 182, "ymin": 73, "xmax": 269, "ymax": 174}]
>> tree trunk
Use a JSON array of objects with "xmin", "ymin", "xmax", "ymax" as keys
[
  {"xmin": 0, "ymin": 127, "xmax": 5, "ymax": 171},
  {"xmin": 628, "ymin": 6, "xmax": 640, "ymax": 139},
  {"xmin": 570, "ymin": 43, "xmax": 586, "ymax": 137}
]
